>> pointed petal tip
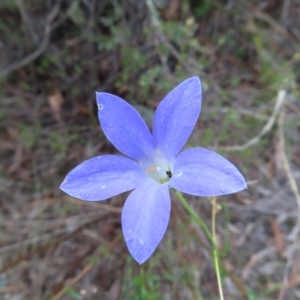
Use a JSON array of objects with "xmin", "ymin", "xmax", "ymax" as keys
[
  {"xmin": 122, "ymin": 184, "xmax": 170, "ymax": 266},
  {"xmin": 241, "ymin": 178, "xmax": 248, "ymax": 190},
  {"xmin": 59, "ymin": 178, "xmax": 67, "ymax": 191},
  {"xmin": 95, "ymin": 92, "xmax": 155, "ymax": 161},
  {"xmin": 230, "ymin": 176, "xmax": 247, "ymax": 195},
  {"xmin": 188, "ymin": 75, "xmax": 200, "ymax": 82},
  {"xmin": 59, "ymin": 155, "xmax": 148, "ymax": 201},
  {"xmin": 153, "ymin": 76, "xmax": 202, "ymax": 159},
  {"xmin": 132, "ymin": 254, "xmax": 148, "ymax": 265},
  {"xmin": 125, "ymin": 239, "xmax": 157, "ymax": 265},
  {"xmin": 95, "ymin": 91, "xmax": 109, "ymax": 98},
  {"xmin": 95, "ymin": 91, "xmax": 101, "ymax": 99},
  {"xmin": 170, "ymin": 148, "xmax": 247, "ymax": 197},
  {"xmin": 128, "ymin": 244, "xmax": 154, "ymax": 265},
  {"xmin": 185, "ymin": 75, "xmax": 201, "ymax": 86}
]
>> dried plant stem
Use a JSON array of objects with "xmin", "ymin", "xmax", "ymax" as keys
[
  {"xmin": 221, "ymin": 89, "xmax": 286, "ymax": 151},
  {"xmin": 278, "ymin": 104, "xmax": 300, "ymax": 241},
  {"xmin": 51, "ymin": 235, "xmax": 121, "ymax": 300},
  {"xmin": 0, "ymin": 1, "xmax": 61, "ymax": 78},
  {"xmin": 211, "ymin": 196, "xmax": 224, "ymax": 300},
  {"xmin": 277, "ymin": 96, "xmax": 300, "ymax": 300}
]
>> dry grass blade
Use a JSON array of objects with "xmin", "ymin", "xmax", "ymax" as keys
[
  {"xmin": 0, "ymin": 1, "xmax": 61, "ymax": 78},
  {"xmin": 221, "ymin": 90, "xmax": 286, "ymax": 151},
  {"xmin": 51, "ymin": 244, "xmax": 99, "ymax": 295},
  {"xmin": 0, "ymin": 211, "xmax": 105, "ymax": 254},
  {"xmin": 51, "ymin": 235, "xmax": 121, "ymax": 300},
  {"xmin": 241, "ymin": 0, "xmax": 296, "ymax": 43},
  {"xmin": 0, "ymin": 215, "xmax": 103, "ymax": 275},
  {"xmin": 242, "ymin": 246, "xmax": 276, "ymax": 280},
  {"xmin": 277, "ymin": 100, "xmax": 300, "ymax": 300}
]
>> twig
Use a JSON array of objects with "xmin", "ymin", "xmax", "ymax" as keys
[
  {"xmin": 145, "ymin": 0, "xmax": 202, "ymax": 76},
  {"xmin": 145, "ymin": 0, "xmax": 173, "ymax": 78},
  {"xmin": 66, "ymin": 197, "xmax": 122, "ymax": 213},
  {"xmin": 242, "ymin": 246, "xmax": 276, "ymax": 280},
  {"xmin": 0, "ymin": 215, "xmax": 102, "ymax": 275},
  {"xmin": 51, "ymin": 0, "xmax": 80, "ymax": 31},
  {"xmin": 0, "ymin": 211, "xmax": 107, "ymax": 254},
  {"xmin": 220, "ymin": 90, "xmax": 286, "ymax": 151},
  {"xmin": 145, "ymin": 0, "xmax": 161, "ymax": 28},
  {"xmin": 278, "ymin": 106, "xmax": 300, "ymax": 241},
  {"xmin": 277, "ymin": 99, "xmax": 300, "ymax": 300},
  {"xmin": 216, "ymin": 107, "xmax": 269, "ymax": 121},
  {"xmin": 0, "ymin": 285, "xmax": 25, "ymax": 293},
  {"xmin": 240, "ymin": 0, "xmax": 296, "ymax": 44},
  {"xmin": 51, "ymin": 235, "xmax": 121, "ymax": 300},
  {"xmin": 280, "ymin": 0, "xmax": 292, "ymax": 26},
  {"xmin": 0, "ymin": 1, "xmax": 61, "ymax": 78},
  {"xmin": 2, "ymin": 206, "xmax": 119, "ymax": 228},
  {"xmin": 51, "ymin": 244, "xmax": 99, "ymax": 295},
  {"xmin": 0, "ymin": 227, "xmax": 69, "ymax": 254},
  {"xmin": 16, "ymin": 0, "xmax": 39, "ymax": 44}
]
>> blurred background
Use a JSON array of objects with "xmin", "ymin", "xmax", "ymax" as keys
[{"xmin": 0, "ymin": 0, "xmax": 300, "ymax": 299}]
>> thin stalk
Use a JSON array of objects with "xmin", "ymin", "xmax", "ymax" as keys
[
  {"xmin": 211, "ymin": 196, "xmax": 224, "ymax": 300},
  {"xmin": 175, "ymin": 190, "xmax": 214, "ymax": 247},
  {"xmin": 175, "ymin": 190, "xmax": 224, "ymax": 300}
]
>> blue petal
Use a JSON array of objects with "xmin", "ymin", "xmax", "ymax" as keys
[
  {"xmin": 169, "ymin": 148, "xmax": 247, "ymax": 196},
  {"xmin": 122, "ymin": 184, "xmax": 170, "ymax": 264},
  {"xmin": 60, "ymin": 155, "xmax": 151, "ymax": 201},
  {"xmin": 152, "ymin": 77, "xmax": 202, "ymax": 160},
  {"xmin": 96, "ymin": 93, "xmax": 155, "ymax": 162}
]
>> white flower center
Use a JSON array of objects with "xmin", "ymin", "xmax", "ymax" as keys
[{"xmin": 145, "ymin": 158, "xmax": 173, "ymax": 184}]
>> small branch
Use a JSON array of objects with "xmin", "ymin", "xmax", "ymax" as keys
[
  {"xmin": 0, "ymin": 210, "xmax": 106, "ymax": 254},
  {"xmin": 221, "ymin": 90, "xmax": 286, "ymax": 151},
  {"xmin": 145, "ymin": 0, "xmax": 202, "ymax": 76},
  {"xmin": 145, "ymin": 0, "xmax": 161, "ymax": 28},
  {"xmin": 240, "ymin": 0, "xmax": 296, "ymax": 43},
  {"xmin": 16, "ymin": 0, "xmax": 39, "ymax": 44},
  {"xmin": 51, "ymin": 235, "xmax": 121, "ymax": 300},
  {"xmin": 277, "ymin": 97, "xmax": 300, "ymax": 300},
  {"xmin": 280, "ymin": 0, "xmax": 292, "ymax": 26},
  {"xmin": 51, "ymin": 0, "xmax": 80, "ymax": 31},
  {"xmin": 0, "ymin": 1, "xmax": 61, "ymax": 78}
]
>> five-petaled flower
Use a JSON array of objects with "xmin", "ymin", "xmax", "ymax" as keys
[{"xmin": 60, "ymin": 77, "xmax": 246, "ymax": 264}]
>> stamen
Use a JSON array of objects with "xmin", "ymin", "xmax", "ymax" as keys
[
  {"xmin": 146, "ymin": 164, "xmax": 172, "ymax": 183},
  {"xmin": 146, "ymin": 166, "xmax": 157, "ymax": 173}
]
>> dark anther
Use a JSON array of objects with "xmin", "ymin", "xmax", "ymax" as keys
[{"xmin": 166, "ymin": 170, "xmax": 172, "ymax": 178}]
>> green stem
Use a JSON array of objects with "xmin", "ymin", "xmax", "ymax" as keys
[
  {"xmin": 175, "ymin": 190, "xmax": 224, "ymax": 300},
  {"xmin": 175, "ymin": 190, "xmax": 215, "ymax": 248},
  {"xmin": 212, "ymin": 197, "xmax": 225, "ymax": 300},
  {"xmin": 220, "ymin": 203, "xmax": 230, "ymax": 257}
]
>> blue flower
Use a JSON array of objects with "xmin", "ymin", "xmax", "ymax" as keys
[{"xmin": 60, "ymin": 77, "xmax": 246, "ymax": 264}]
